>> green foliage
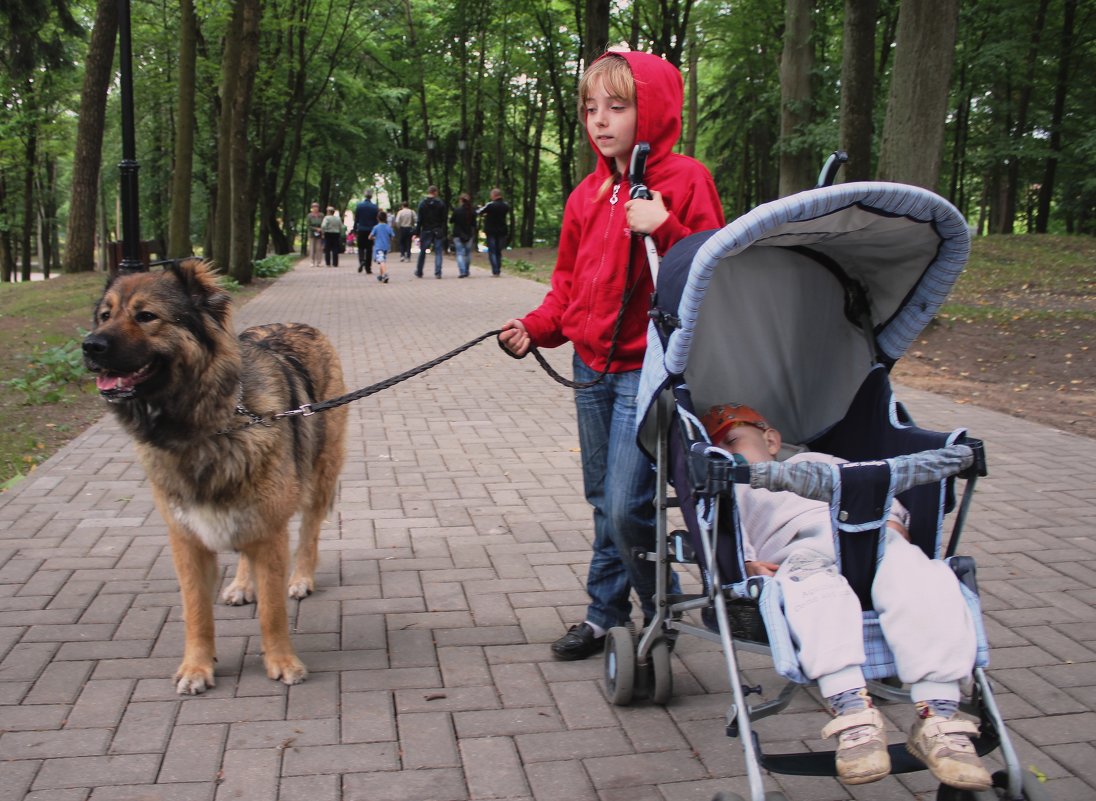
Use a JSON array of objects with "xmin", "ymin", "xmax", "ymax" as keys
[
  {"xmin": 5, "ymin": 339, "xmax": 88, "ymax": 405},
  {"xmin": 218, "ymin": 274, "xmax": 243, "ymax": 293},
  {"xmin": 4, "ymin": 0, "xmax": 1096, "ymax": 277},
  {"xmin": 252, "ymin": 253, "xmax": 296, "ymax": 278}
]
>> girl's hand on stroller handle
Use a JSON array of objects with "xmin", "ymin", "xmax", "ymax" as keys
[{"xmin": 625, "ymin": 190, "xmax": 669, "ymax": 235}]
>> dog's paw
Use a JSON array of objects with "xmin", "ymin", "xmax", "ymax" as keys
[
  {"xmin": 265, "ymin": 653, "xmax": 307, "ymax": 686},
  {"xmin": 221, "ymin": 582, "xmax": 255, "ymax": 606},
  {"xmin": 174, "ymin": 663, "xmax": 215, "ymax": 695},
  {"xmin": 287, "ymin": 576, "xmax": 314, "ymax": 600}
]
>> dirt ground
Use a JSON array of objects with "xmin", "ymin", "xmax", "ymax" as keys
[{"xmin": 891, "ymin": 315, "xmax": 1095, "ymax": 439}]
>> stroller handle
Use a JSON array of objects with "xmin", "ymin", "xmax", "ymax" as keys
[{"xmin": 748, "ymin": 444, "xmax": 976, "ymax": 503}]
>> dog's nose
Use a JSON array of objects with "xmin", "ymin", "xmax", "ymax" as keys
[{"xmin": 82, "ymin": 333, "xmax": 109, "ymax": 357}]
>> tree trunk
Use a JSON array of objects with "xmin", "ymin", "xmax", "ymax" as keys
[
  {"xmin": 228, "ymin": 0, "xmax": 261, "ymax": 283},
  {"xmin": 838, "ymin": 0, "xmax": 877, "ymax": 182},
  {"xmin": 212, "ymin": 1, "xmax": 244, "ymax": 273},
  {"xmin": 22, "ymin": 116, "xmax": 37, "ymax": 282},
  {"xmin": 168, "ymin": 0, "xmax": 197, "ymax": 258},
  {"xmin": 1000, "ymin": 0, "xmax": 1049, "ymax": 234},
  {"xmin": 63, "ymin": 0, "xmax": 118, "ymax": 274},
  {"xmin": 0, "ymin": 173, "xmax": 14, "ymax": 282},
  {"xmin": 1036, "ymin": 0, "xmax": 1077, "ymax": 234},
  {"xmin": 684, "ymin": 32, "xmax": 699, "ymax": 159},
  {"xmin": 778, "ymin": 0, "xmax": 815, "ymax": 197},
  {"xmin": 876, "ymin": 0, "xmax": 959, "ymax": 190}
]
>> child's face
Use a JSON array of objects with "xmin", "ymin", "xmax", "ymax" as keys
[
  {"xmin": 584, "ymin": 80, "xmax": 637, "ymax": 173},
  {"xmin": 717, "ymin": 424, "xmax": 781, "ymax": 464}
]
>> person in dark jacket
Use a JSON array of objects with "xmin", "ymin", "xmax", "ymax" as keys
[
  {"xmin": 354, "ymin": 191, "xmax": 379, "ymax": 274},
  {"xmin": 477, "ymin": 188, "xmax": 510, "ymax": 276},
  {"xmin": 451, "ymin": 194, "xmax": 477, "ymax": 278},
  {"xmin": 415, "ymin": 186, "xmax": 447, "ymax": 278}
]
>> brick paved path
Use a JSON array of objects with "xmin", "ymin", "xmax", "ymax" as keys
[{"xmin": 1, "ymin": 256, "xmax": 1093, "ymax": 801}]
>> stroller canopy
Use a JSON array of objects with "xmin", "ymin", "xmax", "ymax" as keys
[{"xmin": 637, "ymin": 182, "xmax": 971, "ymax": 453}]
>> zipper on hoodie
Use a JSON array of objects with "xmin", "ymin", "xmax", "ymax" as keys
[{"xmin": 582, "ymin": 182, "xmax": 622, "ymax": 363}]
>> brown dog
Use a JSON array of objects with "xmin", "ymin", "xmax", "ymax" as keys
[{"xmin": 82, "ymin": 259, "xmax": 347, "ymax": 694}]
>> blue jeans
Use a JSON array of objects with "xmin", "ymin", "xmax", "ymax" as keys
[
  {"xmin": 573, "ymin": 353, "xmax": 676, "ymax": 630},
  {"xmin": 486, "ymin": 233, "xmax": 505, "ymax": 275},
  {"xmin": 454, "ymin": 237, "xmax": 471, "ymax": 276},
  {"xmin": 416, "ymin": 230, "xmax": 445, "ymax": 276}
]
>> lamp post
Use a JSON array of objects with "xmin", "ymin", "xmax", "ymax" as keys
[
  {"xmin": 117, "ymin": 0, "xmax": 143, "ymax": 274},
  {"xmin": 457, "ymin": 137, "xmax": 467, "ymax": 192},
  {"xmin": 425, "ymin": 132, "xmax": 436, "ymax": 187}
]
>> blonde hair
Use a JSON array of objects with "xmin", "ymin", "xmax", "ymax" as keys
[
  {"xmin": 578, "ymin": 54, "xmax": 636, "ymax": 196},
  {"xmin": 577, "ymin": 54, "xmax": 635, "ymax": 114}
]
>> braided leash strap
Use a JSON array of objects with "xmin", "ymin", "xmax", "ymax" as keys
[{"xmin": 276, "ymin": 329, "xmax": 507, "ymax": 421}]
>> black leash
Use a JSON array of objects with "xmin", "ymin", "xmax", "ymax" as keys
[{"xmin": 226, "ymin": 169, "xmax": 654, "ymax": 434}]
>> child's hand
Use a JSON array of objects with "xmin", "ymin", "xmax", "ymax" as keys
[
  {"xmin": 499, "ymin": 319, "xmax": 531, "ymax": 357},
  {"xmin": 745, "ymin": 560, "xmax": 779, "ymax": 577},
  {"xmin": 625, "ymin": 189, "xmax": 670, "ymax": 235}
]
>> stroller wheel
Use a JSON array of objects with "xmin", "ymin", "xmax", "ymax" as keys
[
  {"xmin": 604, "ymin": 626, "xmax": 636, "ymax": 705},
  {"xmin": 936, "ymin": 785, "xmax": 996, "ymax": 801},
  {"xmin": 648, "ymin": 638, "xmax": 673, "ymax": 705}
]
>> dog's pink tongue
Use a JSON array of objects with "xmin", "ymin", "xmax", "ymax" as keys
[{"xmin": 97, "ymin": 374, "xmax": 135, "ymax": 392}]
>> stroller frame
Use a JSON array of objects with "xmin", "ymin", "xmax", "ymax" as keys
[{"xmin": 604, "ymin": 180, "xmax": 1050, "ymax": 801}]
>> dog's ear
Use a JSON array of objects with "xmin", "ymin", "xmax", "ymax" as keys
[{"xmin": 169, "ymin": 259, "xmax": 232, "ymax": 326}]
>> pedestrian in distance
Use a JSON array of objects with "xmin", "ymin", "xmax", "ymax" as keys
[
  {"xmin": 451, "ymin": 193, "xmax": 477, "ymax": 278},
  {"xmin": 354, "ymin": 190, "xmax": 379, "ymax": 274},
  {"xmin": 370, "ymin": 210, "xmax": 395, "ymax": 284},
  {"xmin": 497, "ymin": 50, "xmax": 725, "ymax": 660},
  {"xmin": 321, "ymin": 206, "xmax": 343, "ymax": 267},
  {"xmin": 415, "ymin": 185, "xmax": 447, "ymax": 279},
  {"xmin": 306, "ymin": 202, "xmax": 325, "ymax": 267},
  {"xmin": 395, "ymin": 201, "xmax": 416, "ymax": 262},
  {"xmin": 477, "ymin": 188, "xmax": 510, "ymax": 276}
]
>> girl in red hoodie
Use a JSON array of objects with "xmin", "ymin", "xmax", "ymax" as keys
[{"xmin": 499, "ymin": 51, "xmax": 724, "ymax": 660}]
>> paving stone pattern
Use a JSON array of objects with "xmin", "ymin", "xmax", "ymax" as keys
[{"xmin": 0, "ymin": 257, "xmax": 1093, "ymax": 801}]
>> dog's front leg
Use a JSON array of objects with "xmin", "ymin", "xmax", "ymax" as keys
[
  {"xmin": 169, "ymin": 526, "xmax": 219, "ymax": 694},
  {"xmin": 240, "ymin": 531, "xmax": 307, "ymax": 685}
]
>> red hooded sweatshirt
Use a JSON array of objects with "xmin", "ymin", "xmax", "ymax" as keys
[{"xmin": 520, "ymin": 51, "xmax": 724, "ymax": 373}]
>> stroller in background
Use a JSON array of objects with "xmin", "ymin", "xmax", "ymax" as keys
[{"xmin": 604, "ymin": 174, "xmax": 1051, "ymax": 801}]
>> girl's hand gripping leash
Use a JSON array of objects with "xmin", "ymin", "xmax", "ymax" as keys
[{"xmin": 628, "ymin": 142, "xmax": 662, "ymax": 286}]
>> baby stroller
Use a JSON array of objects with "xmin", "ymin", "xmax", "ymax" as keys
[{"xmin": 605, "ymin": 178, "xmax": 1050, "ymax": 801}]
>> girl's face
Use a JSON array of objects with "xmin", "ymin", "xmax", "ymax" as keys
[{"xmin": 584, "ymin": 80, "xmax": 637, "ymax": 174}]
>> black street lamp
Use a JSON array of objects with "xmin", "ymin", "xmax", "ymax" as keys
[{"xmin": 116, "ymin": 0, "xmax": 143, "ymax": 274}]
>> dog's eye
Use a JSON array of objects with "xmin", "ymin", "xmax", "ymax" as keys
[
  {"xmin": 98, "ymin": 311, "xmax": 110, "ymax": 322},
  {"xmin": 135, "ymin": 311, "xmax": 158, "ymax": 323}
]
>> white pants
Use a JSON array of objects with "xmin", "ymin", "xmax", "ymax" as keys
[{"xmin": 777, "ymin": 529, "xmax": 976, "ymax": 703}]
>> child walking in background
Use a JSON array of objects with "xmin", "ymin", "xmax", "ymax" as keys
[
  {"xmin": 498, "ymin": 50, "xmax": 724, "ymax": 661},
  {"xmin": 370, "ymin": 211, "xmax": 395, "ymax": 284},
  {"xmin": 701, "ymin": 403, "xmax": 991, "ymax": 791}
]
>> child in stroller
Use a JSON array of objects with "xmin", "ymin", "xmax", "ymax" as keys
[{"xmin": 701, "ymin": 402, "xmax": 990, "ymax": 791}]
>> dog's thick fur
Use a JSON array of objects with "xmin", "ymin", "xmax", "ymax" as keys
[{"xmin": 83, "ymin": 259, "xmax": 347, "ymax": 694}]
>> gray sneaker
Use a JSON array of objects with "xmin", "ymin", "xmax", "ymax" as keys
[
  {"xmin": 907, "ymin": 714, "xmax": 991, "ymax": 790},
  {"xmin": 821, "ymin": 706, "xmax": 891, "ymax": 785}
]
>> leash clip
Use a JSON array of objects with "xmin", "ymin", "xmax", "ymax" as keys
[{"xmin": 276, "ymin": 403, "xmax": 315, "ymax": 419}]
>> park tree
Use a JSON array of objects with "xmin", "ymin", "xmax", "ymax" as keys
[
  {"xmin": 876, "ymin": 0, "xmax": 960, "ymax": 190},
  {"xmin": 64, "ymin": 0, "xmax": 117, "ymax": 274},
  {"xmin": 837, "ymin": 0, "xmax": 877, "ymax": 182},
  {"xmin": 777, "ymin": 0, "xmax": 816, "ymax": 196}
]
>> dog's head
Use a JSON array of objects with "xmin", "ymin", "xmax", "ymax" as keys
[{"xmin": 83, "ymin": 259, "xmax": 235, "ymax": 402}]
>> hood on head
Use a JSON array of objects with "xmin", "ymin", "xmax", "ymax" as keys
[{"xmin": 586, "ymin": 50, "xmax": 684, "ymax": 178}]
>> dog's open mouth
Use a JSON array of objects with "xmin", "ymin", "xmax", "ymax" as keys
[{"xmin": 95, "ymin": 364, "xmax": 153, "ymax": 400}]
